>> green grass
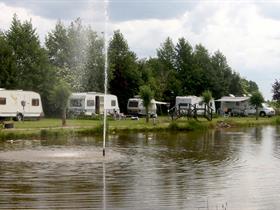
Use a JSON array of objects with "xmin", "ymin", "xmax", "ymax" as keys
[
  {"xmin": 13, "ymin": 118, "xmax": 100, "ymax": 129},
  {"xmin": 0, "ymin": 115, "xmax": 278, "ymax": 141},
  {"xmin": 213, "ymin": 116, "xmax": 278, "ymax": 127}
]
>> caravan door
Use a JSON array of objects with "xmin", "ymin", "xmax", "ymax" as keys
[{"xmin": 95, "ymin": 96, "xmax": 104, "ymax": 114}]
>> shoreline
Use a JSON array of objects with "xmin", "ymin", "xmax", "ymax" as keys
[{"xmin": 0, "ymin": 116, "xmax": 279, "ymax": 141}]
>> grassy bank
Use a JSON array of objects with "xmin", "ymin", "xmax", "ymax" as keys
[{"xmin": 0, "ymin": 116, "xmax": 279, "ymax": 141}]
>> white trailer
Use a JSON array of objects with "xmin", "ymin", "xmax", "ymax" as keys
[
  {"xmin": 68, "ymin": 92, "xmax": 120, "ymax": 117},
  {"xmin": 175, "ymin": 96, "xmax": 216, "ymax": 114},
  {"xmin": 127, "ymin": 98, "xmax": 157, "ymax": 116},
  {"xmin": 0, "ymin": 89, "xmax": 44, "ymax": 121},
  {"xmin": 216, "ymin": 96, "xmax": 276, "ymax": 117}
]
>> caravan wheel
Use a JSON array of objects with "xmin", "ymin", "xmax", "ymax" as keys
[
  {"xmin": 15, "ymin": 113, "xmax": 23, "ymax": 121},
  {"xmin": 260, "ymin": 111, "xmax": 266, "ymax": 117}
]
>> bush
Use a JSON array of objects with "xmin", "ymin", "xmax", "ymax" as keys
[
  {"xmin": 168, "ymin": 121, "xmax": 180, "ymax": 130},
  {"xmin": 275, "ymin": 117, "xmax": 280, "ymax": 125},
  {"xmin": 186, "ymin": 120, "xmax": 207, "ymax": 131}
]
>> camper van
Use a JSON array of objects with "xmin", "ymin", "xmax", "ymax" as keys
[
  {"xmin": 175, "ymin": 96, "xmax": 216, "ymax": 114},
  {"xmin": 127, "ymin": 98, "xmax": 157, "ymax": 116},
  {"xmin": 68, "ymin": 92, "xmax": 119, "ymax": 117},
  {"xmin": 0, "ymin": 89, "xmax": 44, "ymax": 121}
]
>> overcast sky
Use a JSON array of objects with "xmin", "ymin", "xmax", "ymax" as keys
[{"xmin": 0, "ymin": 0, "xmax": 279, "ymax": 100}]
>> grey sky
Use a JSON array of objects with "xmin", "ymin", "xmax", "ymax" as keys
[
  {"xmin": 109, "ymin": 0, "xmax": 196, "ymax": 21},
  {"xmin": 1, "ymin": 0, "xmax": 88, "ymax": 20},
  {"xmin": 0, "ymin": 0, "xmax": 279, "ymax": 99}
]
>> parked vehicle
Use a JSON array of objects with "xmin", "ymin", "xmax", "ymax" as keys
[
  {"xmin": 175, "ymin": 96, "xmax": 216, "ymax": 114},
  {"xmin": 68, "ymin": 92, "xmax": 119, "ymax": 117},
  {"xmin": 127, "ymin": 97, "xmax": 157, "ymax": 117},
  {"xmin": 216, "ymin": 96, "xmax": 275, "ymax": 117},
  {"xmin": 0, "ymin": 89, "xmax": 44, "ymax": 121},
  {"xmin": 247, "ymin": 103, "xmax": 275, "ymax": 117}
]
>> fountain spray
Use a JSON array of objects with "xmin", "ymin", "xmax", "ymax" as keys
[{"xmin": 103, "ymin": 0, "xmax": 109, "ymax": 157}]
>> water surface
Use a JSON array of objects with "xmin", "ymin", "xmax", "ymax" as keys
[{"xmin": 1, "ymin": 126, "xmax": 280, "ymax": 209}]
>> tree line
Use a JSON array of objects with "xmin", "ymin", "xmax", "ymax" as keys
[{"xmin": 0, "ymin": 15, "xmax": 261, "ymax": 115}]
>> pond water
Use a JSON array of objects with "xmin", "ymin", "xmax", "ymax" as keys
[{"xmin": 1, "ymin": 126, "xmax": 280, "ymax": 209}]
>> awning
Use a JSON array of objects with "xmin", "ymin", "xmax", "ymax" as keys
[
  {"xmin": 155, "ymin": 101, "xmax": 169, "ymax": 105},
  {"xmin": 215, "ymin": 97, "xmax": 250, "ymax": 102}
]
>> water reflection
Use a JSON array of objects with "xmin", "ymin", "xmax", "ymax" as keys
[{"xmin": 1, "ymin": 126, "xmax": 280, "ymax": 209}]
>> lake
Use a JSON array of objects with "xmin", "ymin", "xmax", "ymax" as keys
[{"xmin": 0, "ymin": 126, "xmax": 280, "ymax": 209}]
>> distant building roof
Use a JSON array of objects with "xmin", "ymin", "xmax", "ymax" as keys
[{"xmin": 216, "ymin": 96, "xmax": 250, "ymax": 102}]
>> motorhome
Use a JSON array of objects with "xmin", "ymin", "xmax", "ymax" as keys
[
  {"xmin": 175, "ymin": 96, "xmax": 216, "ymax": 114},
  {"xmin": 127, "ymin": 98, "xmax": 157, "ymax": 116},
  {"xmin": 0, "ymin": 89, "xmax": 44, "ymax": 121},
  {"xmin": 68, "ymin": 92, "xmax": 120, "ymax": 117}
]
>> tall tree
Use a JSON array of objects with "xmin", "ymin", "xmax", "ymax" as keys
[
  {"xmin": 228, "ymin": 72, "xmax": 243, "ymax": 96},
  {"xmin": 6, "ymin": 15, "xmax": 56, "ymax": 115},
  {"xmin": 156, "ymin": 37, "xmax": 179, "ymax": 103},
  {"xmin": 272, "ymin": 79, "xmax": 280, "ymax": 103},
  {"xmin": 82, "ymin": 30, "xmax": 104, "ymax": 92},
  {"xmin": 175, "ymin": 37, "xmax": 193, "ymax": 95},
  {"xmin": 0, "ymin": 33, "xmax": 16, "ymax": 88},
  {"xmin": 241, "ymin": 79, "xmax": 259, "ymax": 95},
  {"xmin": 157, "ymin": 37, "xmax": 176, "ymax": 70},
  {"xmin": 192, "ymin": 44, "xmax": 213, "ymax": 95},
  {"xmin": 46, "ymin": 19, "xmax": 104, "ymax": 92},
  {"xmin": 108, "ymin": 30, "xmax": 141, "ymax": 112},
  {"xmin": 210, "ymin": 51, "xmax": 232, "ymax": 98}
]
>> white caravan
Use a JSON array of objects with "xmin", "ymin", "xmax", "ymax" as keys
[
  {"xmin": 127, "ymin": 98, "xmax": 157, "ymax": 116},
  {"xmin": 175, "ymin": 96, "xmax": 216, "ymax": 114},
  {"xmin": 0, "ymin": 89, "xmax": 44, "ymax": 121},
  {"xmin": 68, "ymin": 92, "xmax": 120, "ymax": 116},
  {"xmin": 216, "ymin": 96, "xmax": 276, "ymax": 117}
]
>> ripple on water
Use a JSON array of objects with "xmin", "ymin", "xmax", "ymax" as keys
[{"xmin": 0, "ymin": 147, "xmax": 124, "ymax": 163}]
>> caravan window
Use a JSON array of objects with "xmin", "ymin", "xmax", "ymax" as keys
[
  {"xmin": 70, "ymin": 99, "xmax": 83, "ymax": 107},
  {"xmin": 0, "ymin": 97, "xmax": 6, "ymax": 105},
  {"xmin": 87, "ymin": 100, "xmax": 95, "ymax": 107},
  {"xmin": 111, "ymin": 100, "xmax": 116, "ymax": 107},
  {"xmin": 32, "ymin": 99, "xmax": 39, "ymax": 106},
  {"xmin": 128, "ymin": 101, "xmax": 138, "ymax": 107}
]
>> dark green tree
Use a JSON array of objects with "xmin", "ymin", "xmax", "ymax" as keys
[
  {"xmin": 45, "ymin": 21, "xmax": 69, "ymax": 68},
  {"xmin": 250, "ymin": 91, "xmax": 264, "ymax": 120},
  {"xmin": 0, "ymin": 33, "xmax": 16, "ymax": 88},
  {"xmin": 241, "ymin": 79, "xmax": 259, "ymax": 95},
  {"xmin": 175, "ymin": 37, "xmax": 193, "ymax": 95},
  {"xmin": 272, "ymin": 79, "xmax": 280, "ymax": 104},
  {"xmin": 6, "ymin": 15, "xmax": 56, "ymax": 115},
  {"xmin": 108, "ymin": 30, "xmax": 141, "ymax": 112},
  {"xmin": 228, "ymin": 72, "xmax": 243, "ymax": 96},
  {"xmin": 157, "ymin": 37, "xmax": 176, "ymax": 70},
  {"xmin": 210, "ymin": 51, "xmax": 232, "ymax": 98},
  {"xmin": 192, "ymin": 44, "xmax": 214, "ymax": 96},
  {"xmin": 139, "ymin": 85, "xmax": 154, "ymax": 122},
  {"xmin": 156, "ymin": 37, "xmax": 179, "ymax": 103},
  {"xmin": 144, "ymin": 57, "xmax": 166, "ymax": 100}
]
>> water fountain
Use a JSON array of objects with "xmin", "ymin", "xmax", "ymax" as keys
[{"xmin": 102, "ymin": 0, "xmax": 109, "ymax": 157}]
